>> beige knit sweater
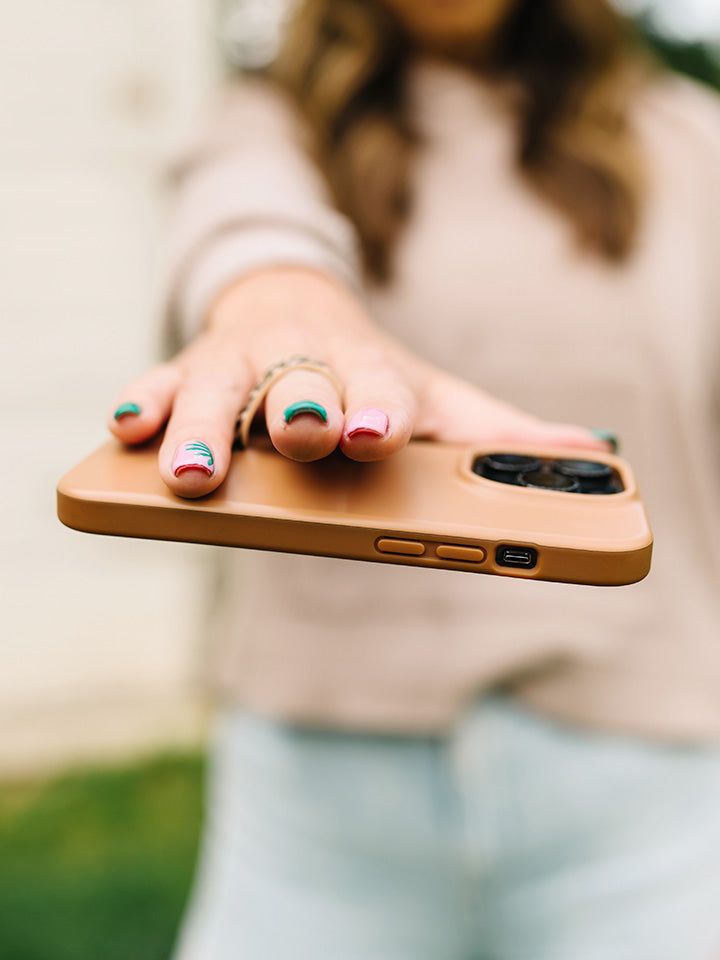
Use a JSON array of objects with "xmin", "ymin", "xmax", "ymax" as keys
[{"xmin": 165, "ymin": 60, "xmax": 720, "ymax": 739}]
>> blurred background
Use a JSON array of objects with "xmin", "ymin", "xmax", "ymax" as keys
[{"xmin": 0, "ymin": 2, "xmax": 718, "ymax": 958}]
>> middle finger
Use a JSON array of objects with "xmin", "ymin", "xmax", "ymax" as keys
[{"xmin": 264, "ymin": 368, "xmax": 344, "ymax": 461}]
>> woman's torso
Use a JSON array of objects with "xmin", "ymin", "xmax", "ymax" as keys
[{"xmin": 209, "ymin": 61, "xmax": 720, "ymax": 737}]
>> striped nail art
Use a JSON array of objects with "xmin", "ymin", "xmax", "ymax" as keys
[{"xmin": 172, "ymin": 440, "xmax": 215, "ymax": 477}]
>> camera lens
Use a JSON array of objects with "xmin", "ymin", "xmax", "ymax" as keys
[
  {"xmin": 518, "ymin": 470, "xmax": 581, "ymax": 492},
  {"xmin": 553, "ymin": 459, "xmax": 617, "ymax": 494},
  {"xmin": 476, "ymin": 454, "xmax": 543, "ymax": 485},
  {"xmin": 553, "ymin": 459, "xmax": 612, "ymax": 480}
]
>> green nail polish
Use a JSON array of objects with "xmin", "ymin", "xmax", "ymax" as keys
[
  {"xmin": 592, "ymin": 428, "xmax": 619, "ymax": 454},
  {"xmin": 114, "ymin": 402, "xmax": 141, "ymax": 420},
  {"xmin": 283, "ymin": 401, "xmax": 328, "ymax": 425}
]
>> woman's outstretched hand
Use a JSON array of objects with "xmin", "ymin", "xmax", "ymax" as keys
[{"xmin": 108, "ymin": 267, "xmax": 611, "ymax": 498}]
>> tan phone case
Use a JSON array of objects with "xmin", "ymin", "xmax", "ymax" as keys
[{"xmin": 57, "ymin": 437, "xmax": 652, "ymax": 586}]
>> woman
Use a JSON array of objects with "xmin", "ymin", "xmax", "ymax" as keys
[{"xmin": 110, "ymin": 1, "xmax": 720, "ymax": 957}]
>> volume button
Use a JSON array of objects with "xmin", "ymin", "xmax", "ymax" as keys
[
  {"xmin": 436, "ymin": 545, "xmax": 486, "ymax": 563},
  {"xmin": 376, "ymin": 538, "xmax": 426, "ymax": 557}
]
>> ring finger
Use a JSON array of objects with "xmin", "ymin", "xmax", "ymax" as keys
[{"xmin": 338, "ymin": 357, "xmax": 415, "ymax": 461}]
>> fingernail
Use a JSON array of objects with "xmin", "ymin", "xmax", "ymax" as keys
[
  {"xmin": 114, "ymin": 402, "xmax": 141, "ymax": 420},
  {"xmin": 172, "ymin": 440, "xmax": 215, "ymax": 477},
  {"xmin": 283, "ymin": 401, "xmax": 328, "ymax": 425},
  {"xmin": 591, "ymin": 428, "xmax": 620, "ymax": 454},
  {"xmin": 345, "ymin": 408, "xmax": 389, "ymax": 439}
]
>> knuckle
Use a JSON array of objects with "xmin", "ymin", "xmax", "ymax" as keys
[
  {"xmin": 169, "ymin": 415, "xmax": 222, "ymax": 443},
  {"xmin": 333, "ymin": 337, "xmax": 390, "ymax": 368},
  {"xmin": 271, "ymin": 317, "xmax": 312, "ymax": 345},
  {"xmin": 182, "ymin": 370, "xmax": 248, "ymax": 398}
]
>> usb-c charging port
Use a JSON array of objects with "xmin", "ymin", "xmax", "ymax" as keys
[{"xmin": 496, "ymin": 545, "xmax": 538, "ymax": 569}]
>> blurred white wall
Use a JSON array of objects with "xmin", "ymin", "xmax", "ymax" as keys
[{"xmin": 0, "ymin": 0, "xmax": 225, "ymax": 776}]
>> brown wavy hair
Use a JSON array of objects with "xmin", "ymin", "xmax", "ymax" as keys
[{"xmin": 268, "ymin": 0, "xmax": 648, "ymax": 282}]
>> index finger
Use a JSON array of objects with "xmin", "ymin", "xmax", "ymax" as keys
[{"xmin": 158, "ymin": 342, "xmax": 254, "ymax": 499}]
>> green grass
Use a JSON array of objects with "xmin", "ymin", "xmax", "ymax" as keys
[{"xmin": 0, "ymin": 754, "xmax": 204, "ymax": 960}]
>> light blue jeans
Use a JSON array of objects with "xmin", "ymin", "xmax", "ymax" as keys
[{"xmin": 174, "ymin": 696, "xmax": 720, "ymax": 960}]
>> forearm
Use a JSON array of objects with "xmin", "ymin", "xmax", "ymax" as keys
[{"xmin": 160, "ymin": 80, "xmax": 362, "ymax": 349}]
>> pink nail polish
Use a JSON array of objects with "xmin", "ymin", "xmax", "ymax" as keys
[
  {"xmin": 172, "ymin": 440, "xmax": 215, "ymax": 477},
  {"xmin": 345, "ymin": 408, "xmax": 389, "ymax": 439}
]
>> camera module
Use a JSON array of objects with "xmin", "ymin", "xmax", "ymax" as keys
[
  {"xmin": 553, "ymin": 459, "xmax": 618, "ymax": 494},
  {"xmin": 475, "ymin": 454, "xmax": 543, "ymax": 485},
  {"xmin": 518, "ymin": 470, "xmax": 581, "ymax": 492}
]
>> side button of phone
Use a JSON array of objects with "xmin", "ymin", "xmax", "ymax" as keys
[
  {"xmin": 436, "ymin": 545, "xmax": 486, "ymax": 563},
  {"xmin": 376, "ymin": 538, "xmax": 426, "ymax": 557}
]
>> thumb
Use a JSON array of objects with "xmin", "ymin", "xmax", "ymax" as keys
[
  {"xmin": 420, "ymin": 372, "xmax": 618, "ymax": 454},
  {"xmin": 510, "ymin": 420, "xmax": 619, "ymax": 455}
]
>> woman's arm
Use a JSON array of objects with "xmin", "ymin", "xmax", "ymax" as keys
[
  {"xmin": 161, "ymin": 79, "xmax": 362, "ymax": 350},
  {"xmin": 109, "ymin": 80, "xmax": 609, "ymax": 498},
  {"xmin": 110, "ymin": 264, "xmax": 608, "ymax": 498}
]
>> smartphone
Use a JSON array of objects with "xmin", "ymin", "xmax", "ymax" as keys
[{"xmin": 57, "ymin": 436, "xmax": 652, "ymax": 586}]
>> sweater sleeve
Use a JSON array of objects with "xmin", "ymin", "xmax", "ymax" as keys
[{"xmin": 160, "ymin": 78, "xmax": 363, "ymax": 350}]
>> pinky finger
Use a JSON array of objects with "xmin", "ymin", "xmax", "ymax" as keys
[{"xmin": 107, "ymin": 363, "xmax": 182, "ymax": 445}]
